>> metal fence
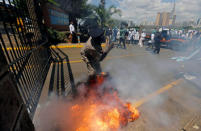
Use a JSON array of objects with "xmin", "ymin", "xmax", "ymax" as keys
[{"xmin": 0, "ymin": 0, "xmax": 51, "ymax": 119}]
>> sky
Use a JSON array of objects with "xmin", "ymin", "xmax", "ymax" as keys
[{"xmin": 87, "ymin": 0, "xmax": 201, "ymax": 24}]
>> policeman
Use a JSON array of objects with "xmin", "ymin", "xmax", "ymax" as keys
[
  {"xmin": 81, "ymin": 27, "xmax": 114, "ymax": 76},
  {"xmin": 154, "ymin": 32, "xmax": 162, "ymax": 54}
]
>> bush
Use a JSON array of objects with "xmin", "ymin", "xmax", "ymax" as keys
[{"xmin": 47, "ymin": 28, "xmax": 67, "ymax": 44}]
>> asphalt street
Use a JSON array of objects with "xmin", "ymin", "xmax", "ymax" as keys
[{"xmin": 35, "ymin": 44, "xmax": 201, "ymax": 131}]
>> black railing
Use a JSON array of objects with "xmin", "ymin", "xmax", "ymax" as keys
[{"xmin": 0, "ymin": 0, "xmax": 51, "ymax": 119}]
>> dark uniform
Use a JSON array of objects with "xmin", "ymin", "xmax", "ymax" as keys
[
  {"xmin": 119, "ymin": 28, "xmax": 127, "ymax": 49},
  {"xmin": 154, "ymin": 32, "xmax": 162, "ymax": 54},
  {"xmin": 81, "ymin": 37, "xmax": 103, "ymax": 76}
]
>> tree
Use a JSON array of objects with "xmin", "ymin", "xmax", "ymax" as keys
[
  {"xmin": 73, "ymin": 0, "xmax": 94, "ymax": 18},
  {"xmin": 100, "ymin": 0, "xmax": 105, "ymax": 8},
  {"xmin": 94, "ymin": 3, "xmax": 121, "ymax": 27}
]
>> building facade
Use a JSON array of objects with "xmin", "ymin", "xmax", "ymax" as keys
[
  {"xmin": 155, "ymin": 12, "xmax": 170, "ymax": 26},
  {"xmin": 155, "ymin": 13, "xmax": 161, "ymax": 26},
  {"xmin": 162, "ymin": 12, "xmax": 170, "ymax": 26},
  {"xmin": 43, "ymin": 3, "xmax": 70, "ymax": 30},
  {"xmin": 155, "ymin": 0, "xmax": 176, "ymax": 26}
]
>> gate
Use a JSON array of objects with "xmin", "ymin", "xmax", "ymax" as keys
[{"xmin": 0, "ymin": 0, "xmax": 51, "ymax": 119}]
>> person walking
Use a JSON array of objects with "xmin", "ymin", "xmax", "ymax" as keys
[
  {"xmin": 153, "ymin": 32, "xmax": 162, "ymax": 54},
  {"xmin": 69, "ymin": 21, "xmax": 77, "ymax": 43},
  {"xmin": 138, "ymin": 32, "xmax": 143, "ymax": 47},
  {"xmin": 119, "ymin": 27, "xmax": 127, "ymax": 49}
]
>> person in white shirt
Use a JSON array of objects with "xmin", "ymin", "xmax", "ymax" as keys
[
  {"xmin": 150, "ymin": 33, "xmax": 155, "ymax": 49},
  {"xmin": 134, "ymin": 31, "xmax": 139, "ymax": 44},
  {"xmin": 151, "ymin": 33, "xmax": 155, "ymax": 42},
  {"xmin": 69, "ymin": 22, "xmax": 75, "ymax": 34},
  {"xmin": 127, "ymin": 30, "xmax": 132, "ymax": 44},
  {"xmin": 131, "ymin": 30, "xmax": 135, "ymax": 44},
  {"xmin": 69, "ymin": 21, "xmax": 77, "ymax": 43},
  {"xmin": 139, "ymin": 32, "xmax": 146, "ymax": 47},
  {"xmin": 141, "ymin": 32, "xmax": 146, "ymax": 41}
]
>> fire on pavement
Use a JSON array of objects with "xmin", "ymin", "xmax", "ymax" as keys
[{"xmin": 69, "ymin": 73, "xmax": 140, "ymax": 131}]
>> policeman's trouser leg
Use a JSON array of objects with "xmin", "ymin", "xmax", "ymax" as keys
[
  {"xmin": 81, "ymin": 54, "xmax": 101, "ymax": 76},
  {"xmin": 87, "ymin": 61, "xmax": 102, "ymax": 76},
  {"xmin": 157, "ymin": 48, "xmax": 160, "ymax": 54}
]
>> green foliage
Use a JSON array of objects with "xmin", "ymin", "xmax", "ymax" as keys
[
  {"xmin": 94, "ymin": 2, "xmax": 122, "ymax": 27},
  {"xmin": 48, "ymin": 0, "xmax": 60, "ymax": 6},
  {"xmin": 74, "ymin": 0, "xmax": 121, "ymax": 27},
  {"xmin": 47, "ymin": 28, "xmax": 67, "ymax": 43},
  {"xmin": 12, "ymin": 0, "xmax": 26, "ymax": 7},
  {"xmin": 12, "ymin": 0, "xmax": 28, "ymax": 13},
  {"xmin": 73, "ymin": 0, "xmax": 94, "ymax": 18}
]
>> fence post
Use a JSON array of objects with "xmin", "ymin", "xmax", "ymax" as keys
[{"xmin": 0, "ymin": 41, "xmax": 34, "ymax": 130}]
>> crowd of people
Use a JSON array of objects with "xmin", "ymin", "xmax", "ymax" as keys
[
  {"xmin": 69, "ymin": 21, "xmax": 201, "ymax": 56},
  {"xmin": 105, "ymin": 26, "xmax": 162, "ymax": 54},
  {"xmin": 108, "ymin": 27, "xmax": 146, "ymax": 48},
  {"xmin": 170, "ymin": 29, "xmax": 200, "ymax": 40},
  {"xmin": 72, "ymin": 21, "xmax": 201, "ymax": 76},
  {"xmin": 105, "ymin": 26, "xmax": 201, "ymax": 54}
]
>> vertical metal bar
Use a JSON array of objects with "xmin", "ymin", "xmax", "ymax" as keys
[
  {"xmin": 5, "ymin": 1, "xmax": 36, "ymax": 100},
  {"xmin": 7, "ymin": 0, "xmax": 40, "ymax": 104},
  {"xmin": 0, "ymin": 33, "xmax": 27, "ymax": 104},
  {"xmin": 2, "ymin": 1, "xmax": 29, "ymax": 89},
  {"xmin": 1, "ymin": 0, "xmax": 51, "ymax": 118}
]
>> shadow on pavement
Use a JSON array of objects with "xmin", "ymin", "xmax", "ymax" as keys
[{"xmin": 49, "ymin": 48, "xmax": 76, "ymax": 97}]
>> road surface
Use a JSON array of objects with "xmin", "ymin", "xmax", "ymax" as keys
[{"xmin": 35, "ymin": 44, "xmax": 201, "ymax": 131}]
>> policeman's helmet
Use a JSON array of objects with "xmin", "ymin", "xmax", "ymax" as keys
[{"xmin": 89, "ymin": 27, "xmax": 105, "ymax": 44}]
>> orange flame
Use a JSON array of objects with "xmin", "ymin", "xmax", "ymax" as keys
[{"xmin": 70, "ymin": 74, "xmax": 139, "ymax": 131}]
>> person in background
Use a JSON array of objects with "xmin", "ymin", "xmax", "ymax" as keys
[
  {"xmin": 150, "ymin": 33, "xmax": 155, "ymax": 49},
  {"xmin": 153, "ymin": 32, "xmax": 162, "ymax": 54},
  {"xmin": 131, "ymin": 29, "xmax": 135, "ymax": 44},
  {"xmin": 141, "ymin": 31, "xmax": 146, "ymax": 45},
  {"xmin": 119, "ymin": 26, "xmax": 127, "ymax": 49},
  {"xmin": 113, "ymin": 27, "xmax": 118, "ymax": 42},
  {"xmin": 117, "ymin": 28, "xmax": 120, "ymax": 41},
  {"xmin": 125, "ymin": 29, "xmax": 129, "ymax": 44},
  {"xmin": 106, "ymin": 27, "xmax": 112, "ymax": 43},
  {"xmin": 127, "ymin": 29, "xmax": 132, "ymax": 44},
  {"xmin": 109, "ymin": 27, "xmax": 113, "ymax": 41},
  {"xmin": 134, "ymin": 31, "xmax": 140, "ymax": 44},
  {"xmin": 138, "ymin": 31, "xmax": 143, "ymax": 47},
  {"xmin": 69, "ymin": 21, "xmax": 77, "ymax": 43}
]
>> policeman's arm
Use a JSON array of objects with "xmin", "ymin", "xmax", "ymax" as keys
[{"xmin": 99, "ymin": 43, "xmax": 114, "ymax": 61}]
